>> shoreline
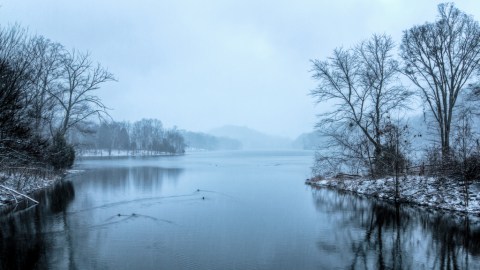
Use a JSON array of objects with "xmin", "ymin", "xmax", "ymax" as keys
[
  {"xmin": 0, "ymin": 170, "xmax": 78, "ymax": 211},
  {"xmin": 0, "ymin": 150, "xmax": 184, "ymax": 211},
  {"xmin": 306, "ymin": 175, "xmax": 480, "ymax": 216},
  {"xmin": 76, "ymin": 149, "xmax": 184, "ymax": 158},
  {"xmin": 76, "ymin": 149, "xmax": 185, "ymax": 160}
]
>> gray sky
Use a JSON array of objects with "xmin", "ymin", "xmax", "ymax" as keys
[{"xmin": 1, "ymin": 0, "xmax": 480, "ymax": 138}]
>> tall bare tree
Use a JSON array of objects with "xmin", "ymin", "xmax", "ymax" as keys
[
  {"xmin": 0, "ymin": 25, "xmax": 51, "ymax": 169},
  {"xmin": 0, "ymin": 23, "xmax": 116, "ymax": 173},
  {"xmin": 50, "ymin": 50, "xmax": 115, "ymax": 137},
  {"xmin": 311, "ymin": 34, "xmax": 411, "ymax": 176},
  {"xmin": 26, "ymin": 36, "xmax": 64, "ymax": 134},
  {"xmin": 401, "ymin": 3, "xmax": 480, "ymax": 158},
  {"xmin": 0, "ymin": 24, "xmax": 32, "ymax": 110}
]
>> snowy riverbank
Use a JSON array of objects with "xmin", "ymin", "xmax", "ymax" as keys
[
  {"xmin": 77, "ymin": 149, "xmax": 182, "ymax": 158},
  {"xmin": 0, "ymin": 170, "xmax": 79, "ymax": 208},
  {"xmin": 306, "ymin": 175, "xmax": 480, "ymax": 215}
]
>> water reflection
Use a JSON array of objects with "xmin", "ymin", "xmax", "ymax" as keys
[
  {"xmin": 74, "ymin": 166, "xmax": 183, "ymax": 194},
  {"xmin": 3, "ymin": 151, "xmax": 479, "ymax": 269},
  {"xmin": 311, "ymin": 188, "xmax": 480, "ymax": 269},
  {"xmin": 0, "ymin": 165, "xmax": 183, "ymax": 270},
  {"xmin": 0, "ymin": 181, "xmax": 75, "ymax": 270}
]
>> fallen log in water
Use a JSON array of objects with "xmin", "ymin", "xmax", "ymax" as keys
[{"xmin": 0, "ymin": 184, "xmax": 39, "ymax": 204}]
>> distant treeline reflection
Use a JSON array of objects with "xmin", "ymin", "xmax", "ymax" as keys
[{"xmin": 75, "ymin": 166, "xmax": 183, "ymax": 193}]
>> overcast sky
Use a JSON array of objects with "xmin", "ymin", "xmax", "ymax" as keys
[{"xmin": 1, "ymin": 0, "xmax": 480, "ymax": 138}]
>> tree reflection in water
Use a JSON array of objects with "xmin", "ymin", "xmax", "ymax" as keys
[
  {"xmin": 0, "ymin": 166, "xmax": 183, "ymax": 270},
  {"xmin": 311, "ymin": 187, "xmax": 480, "ymax": 270},
  {"xmin": 0, "ymin": 181, "xmax": 75, "ymax": 270}
]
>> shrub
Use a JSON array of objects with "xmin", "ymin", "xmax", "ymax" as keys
[
  {"xmin": 374, "ymin": 145, "xmax": 407, "ymax": 177},
  {"xmin": 450, "ymin": 153, "xmax": 480, "ymax": 182},
  {"xmin": 48, "ymin": 133, "xmax": 75, "ymax": 171}
]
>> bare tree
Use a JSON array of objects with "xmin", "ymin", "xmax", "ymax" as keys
[
  {"xmin": 311, "ymin": 34, "xmax": 411, "ymax": 177},
  {"xmin": 0, "ymin": 26, "xmax": 64, "ymax": 137},
  {"xmin": 0, "ymin": 24, "xmax": 32, "ymax": 112},
  {"xmin": 450, "ymin": 104, "xmax": 479, "ymax": 207},
  {"xmin": 50, "ymin": 50, "xmax": 115, "ymax": 137},
  {"xmin": 25, "ymin": 36, "xmax": 64, "ymax": 134},
  {"xmin": 401, "ymin": 3, "xmax": 480, "ymax": 158},
  {"xmin": 0, "ymin": 24, "xmax": 117, "ymax": 176},
  {"xmin": 0, "ymin": 25, "xmax": 51, "ymax": 170},
  {"xmin": 311, "ymin": 46, "xmax": 374, "ymax": 175}
]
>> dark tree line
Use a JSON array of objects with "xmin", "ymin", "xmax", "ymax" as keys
[
  {"xmin": 71, "ymin": 119, "xmax": 186, "ymax": 155},
  {"xmin": 311, "ymin": 3, "xmax": 480, "ymax": 185},
  {"xmin": 0, "ymin": 24, "xmax": 114, "ymax": 172}
]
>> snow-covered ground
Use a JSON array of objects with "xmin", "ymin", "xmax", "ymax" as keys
[
  {"xmin": 0, "ymin": 171, "xmax": 63, "ymax": 207},
  {"xmin": 307, "ymin": 175, "xmax": 480, "ymax": 215},
  {"xmin": 77, "ymin": 149, "xmax": 176, "ymax": 157}
]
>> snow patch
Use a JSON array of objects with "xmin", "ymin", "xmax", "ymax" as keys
[
  {"xmin": 306, "ymin": 175, "xmax": 480, "ymax": 215},
  {"xmin": 0, "ymin": 171, "xmax": 62, "ymax": 206},
  {"xmin": 77, "ymin": 149, "xmax": 177, "ymax": 157}
]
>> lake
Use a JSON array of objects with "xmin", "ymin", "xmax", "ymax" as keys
[{"xmin": 1, "ymin": 150, "xmax": 479, "ymax": 269}]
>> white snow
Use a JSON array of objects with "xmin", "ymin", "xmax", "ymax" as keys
[
  {"xmin": 0, "ymin": 171, "xmax": 62, "ymax": 207},
  {"xmin": 307, "ymin": 175, "xmax": 480, "ymax": 215},
  {"xmin": 77, "ymin": 149, "xmax": 177, "ymax": 157},
  {"xmin": 66, "ymin": 169, "xmax": 84, "ymax": 174}
]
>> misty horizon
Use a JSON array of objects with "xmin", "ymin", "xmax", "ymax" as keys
[
  {"xmin": 2, "ymin": 1, "xmax": 480, "ymax": 269},
  {"xmin": 2, "ymin": 1, "xmax": 479, "ymax": 138}
]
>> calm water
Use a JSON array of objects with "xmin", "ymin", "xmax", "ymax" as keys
[{"xmin": 0, "ymin": 150, "xmax": 479, "ymax": 269}]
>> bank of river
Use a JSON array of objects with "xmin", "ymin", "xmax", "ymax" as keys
[
  {"xmin": 0, "ymin": 170, "xmax": 63, "ymax": 208},
  {"xmin": 307, "ymin": 175, "xmax": 480, "ymax": 216},
  {"xmin": 1, "ymin": 151, "xmax": 479, "ymax": 269}
]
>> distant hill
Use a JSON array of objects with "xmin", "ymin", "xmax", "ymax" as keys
[
  {"xmin": 291, "ymin": 131, "xmax": 325, "ymax": 150},
  {"xmin": 181, "ymin": 130, "xmax": 242, "ymax": 150},
  {"xmin": 209, "ymin": 125, "xmax": 292, "ymax": 149}
]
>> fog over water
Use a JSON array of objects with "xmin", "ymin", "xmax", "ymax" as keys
[{"xmin": 1, "ymin": 0, "xmax": 480, "ymax": 137}]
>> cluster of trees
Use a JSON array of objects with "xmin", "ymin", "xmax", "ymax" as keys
[
  {"xmin": 0, "ymin": 24, "xmax": 114, "ymax": 172},
  {"xmin": 71, "ymin": 119, "xmax": 185, "ymax": 155},
  {"xmin": 311, "ymin": 3, "xmax": 480, "ymax": 185}
]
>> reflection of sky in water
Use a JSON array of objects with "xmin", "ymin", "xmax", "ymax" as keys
[{"xmin": 0, "ymin": 150, "xmax": 479, "ymax": 269}]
